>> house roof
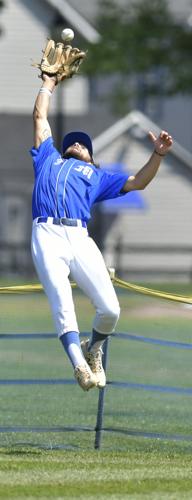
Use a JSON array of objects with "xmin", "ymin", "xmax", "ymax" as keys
[
  {"xmin": 43, "ymin": 0, "xmax": 101, "ymax": 43},
  {"xmin": 93, "ymin": 110, "xmax": 192, "ymax": 169}
]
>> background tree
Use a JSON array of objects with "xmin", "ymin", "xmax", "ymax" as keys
[{"xmin": 83, "ymin": 0, "xmax": 192, "ymax": 115}]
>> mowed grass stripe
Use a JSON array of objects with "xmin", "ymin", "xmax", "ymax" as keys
[{"xmin": 1, "ymin": 451, "xmax": 192, "ymax": 498}]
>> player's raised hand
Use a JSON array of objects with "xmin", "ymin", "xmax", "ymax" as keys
[{"xmin": 149, "ymin": 130, "xmax": 173, "ymax": 156}]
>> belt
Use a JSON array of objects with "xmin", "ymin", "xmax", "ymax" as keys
[{"xmin": 36, "ymin": 217, "xmax": 87, "ymax": 228}]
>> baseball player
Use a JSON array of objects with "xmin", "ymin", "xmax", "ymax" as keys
[{"xmin": 30, "ymin": 71, "xmax": 172, "ymax": 391}]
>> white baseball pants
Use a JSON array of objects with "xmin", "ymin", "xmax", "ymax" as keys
[{"xmin": 31, "ymin": 219, "xmax": 120, "ymax": 337}]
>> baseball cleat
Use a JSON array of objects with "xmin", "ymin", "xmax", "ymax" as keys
[
  {"xmin": 74, "ymin": 363, "xmax": 98, "ymax": 391},
  {"xmin": 81, "ymin": 339, "xmax": 106, "ymax": 388}
]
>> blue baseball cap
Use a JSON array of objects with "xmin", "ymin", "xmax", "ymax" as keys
[{"xmin": 62, "ymin": 131, "xmax": 93, "ymax": 156}]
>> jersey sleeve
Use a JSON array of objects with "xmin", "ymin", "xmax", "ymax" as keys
[
  {"xmin": 94, "ymin": 170, "xmax": 129, "ymax": 202},
  {"xmin": 30, "ymin": 137, "xmax": 60, "ymax": 175}
]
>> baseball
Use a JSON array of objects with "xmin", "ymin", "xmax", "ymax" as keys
[{"xmin": 61, "ymin": 28, "xmax": 74, "ymax": 42}]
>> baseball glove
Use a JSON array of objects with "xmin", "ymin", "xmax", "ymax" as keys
[{"xmin": 32, "ymin": 39, "xmax": 86, "ymax": 82}]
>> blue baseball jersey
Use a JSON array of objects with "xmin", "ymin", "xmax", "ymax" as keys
[{"xmin": 30, "ymin": 137, "xmax": 129, "ymax": 222}]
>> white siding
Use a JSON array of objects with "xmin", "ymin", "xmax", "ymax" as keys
[
  {"xmin": 96, "ymin": 138, "xmax": 192, "ymax": 279},
  {"xmin": 0, "ymin": 0, "xmax": 89, "ymax": 114},
  {"xmin": 0, "ymin": 0, "xmax": 50, "ymax": 112}
]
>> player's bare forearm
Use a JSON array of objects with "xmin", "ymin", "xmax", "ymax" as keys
[
  {"xmin": 33, "ymin": 75, "xmax": 57, "ymax": 149},
  {"xmin": 124, "ymin": 151, "xmax": 162, "ymax": 191},
  {"xmin": 33, "ymin": 75, "xmax": 56, "ymax": 119},
  {"xmin": 123, "ymin": 130, "xmax": 173, "ymax": 192}
]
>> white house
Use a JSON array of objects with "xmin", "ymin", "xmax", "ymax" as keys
[
  {"xmin": 93, "ymin": 111, "xmax": 192, "ymax": 281},
  {"xmin": 0, "ymin": 0, "xmax": 192, "ymax": 280}
]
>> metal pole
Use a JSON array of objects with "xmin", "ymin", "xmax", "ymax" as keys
[{"xmin": 94, "ymin": 336, "xmax": 110, "ymax": 450}]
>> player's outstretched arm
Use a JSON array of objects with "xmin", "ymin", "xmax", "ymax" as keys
[
  {"xmin": 122, "ymin": 130, "xmax": 173, "ymax": 192},
  {"xmin": 33, "ymin": 74, "xmax": 57, "ymax": 149}
]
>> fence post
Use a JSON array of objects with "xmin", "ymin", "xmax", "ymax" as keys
[{"xmin": 94, "ymin": 336, "xmax": 109, "ymax": 450}]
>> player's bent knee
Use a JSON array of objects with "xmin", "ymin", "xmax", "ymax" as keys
[{"xmin": 94, "ymin": 303, "xmax": 120, "ymax": 333}]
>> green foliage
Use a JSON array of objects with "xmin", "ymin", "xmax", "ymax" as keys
[{"xmin": 84, "ymin": 0, "xmax": 192, "ymax": 111}]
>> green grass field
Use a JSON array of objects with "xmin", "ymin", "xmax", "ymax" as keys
[{"xmin": 0, "ymin": 283, "xmax": 192, "ymax": 498}]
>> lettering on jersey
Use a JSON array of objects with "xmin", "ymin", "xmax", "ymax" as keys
[
  {"xmin": 54, "ymin": 158, "xmax": 63, "ymax": 166},
  {"xmin": 74, "ymin": 165, "xmax": 93, "ymax": 180}
]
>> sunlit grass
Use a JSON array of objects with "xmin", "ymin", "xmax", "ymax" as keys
[{"xmin": 0, "ymin": 286, "xmax": 192, "ymax": 497}]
